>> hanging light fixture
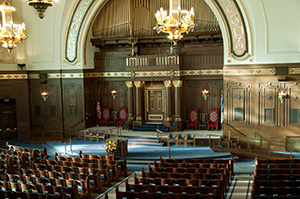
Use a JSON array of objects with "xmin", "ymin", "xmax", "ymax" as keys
[
  {"xmin": 154, "ymin": 0, "xmax": 195, "ymax": 45},
  {"xmin": 27, "ymin": 0, "xmax": 57, "ymax": 19},
  {"xmin": 0, "ymin": 0, "xmax": 27, "ymax": 52}
]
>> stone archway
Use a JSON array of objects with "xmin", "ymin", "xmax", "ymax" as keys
[{"xmin": 63, "ymin": 0, "xmax": 252, "ymax": 67}]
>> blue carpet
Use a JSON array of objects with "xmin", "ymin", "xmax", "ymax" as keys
[
  {"xmin": 42, "ymin": 138, "xmax": 232, "ymax": 159},
  {"xmin": 2, "ymin": 138, "xmax": 261, "ymax": 174},
  {"xmin": 132, "ymin": 123, "xmax": 168, "ymax": 132}
]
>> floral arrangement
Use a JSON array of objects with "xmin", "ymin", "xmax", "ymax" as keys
[{"xmin": 104, "ymin": 140, "xmax": 119, "ymax": 153}]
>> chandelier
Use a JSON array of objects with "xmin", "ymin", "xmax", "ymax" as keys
[
  {"xmin": 0, "ymin": 0, "xmax": 27, "ymax": 52},
  {"xmin": 27, "ymin": 0, "xmax": 57, "ymax": 19},
  {"xmin": 154, "ymin": 0, "xmax": 195, "ymax": 45}
]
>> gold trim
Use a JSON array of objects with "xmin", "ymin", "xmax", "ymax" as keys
[
  {"xmin": 173, "ymin": 80, "xmax": 183, "ymax": 88},
  {"xmin": 136, "ymin": 116, "xmax": 143, "ymax": 121},
  {"xmin": 1, "ymin": 67, "xmax": 300, "ymax": 81},
  {"xmin": 164, "ymin": 80, "xmax": 172, "ymax": 88},
  {"xmin": 134, "ymin": 81, "xmax": 143, "ymax": 88},
  {"xmin": 224, "ymin": 68, "xmax": 275, "ymax": 76},
  {"xmin": 0, "ymin": 74, "xmax": 28, "ymax": 80},
  {"xmin": 148, "ymin": 114, "xmax": 163, "ymax": 121},
  {"xmin": 290, "ymin": 68, "xmax": 300, "ymax": 75},
  {"xmin": 125, "ymin": 81, "xmax": 133, "ymax": 88}
]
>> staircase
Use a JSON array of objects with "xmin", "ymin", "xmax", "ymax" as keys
[
  {"xmin": 132, "ymin": 123, "xmax": 168, "ymax": 133},
  {"xmin": 121, "ymin": 135, "xmax": 165, "ymax": 147}
]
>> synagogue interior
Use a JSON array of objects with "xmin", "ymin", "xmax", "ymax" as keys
[{"xmin": 0, "ymin": 0, "xmax": 299, "ymax": 198}]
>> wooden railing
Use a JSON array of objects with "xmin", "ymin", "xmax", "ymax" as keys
[{"xmin": 213, "ymin": 123, "xmax": 295, "ymax": 159}]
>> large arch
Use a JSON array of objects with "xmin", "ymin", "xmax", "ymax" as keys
[{"xmin": 63, "ymin": 0, "xmax": 252, "ymax": 68}]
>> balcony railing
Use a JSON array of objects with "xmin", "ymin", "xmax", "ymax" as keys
[{"xmin": 126, "ymin": 55, "xmax": 181, "ymax": 67}]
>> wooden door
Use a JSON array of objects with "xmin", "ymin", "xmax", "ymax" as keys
[{"xmin": 147, "ymin": 90, "xmax": 164, "ymax": 121}]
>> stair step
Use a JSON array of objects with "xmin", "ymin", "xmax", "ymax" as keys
[
  {"xmin": 128, "ymin": 139, "xmax": 160, "ymax": 143},
  {"xmin": 128, "ymin": 142, "xmax": 164, "ymax": 147},
  {"xmin": 132, "ymin": 123, "xmax": 169, "ymax": 132}
]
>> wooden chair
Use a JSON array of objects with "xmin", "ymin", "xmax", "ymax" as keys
[
  {"xmin": 199, "ymin": 113, "xmax": 208, "ymax": 130},
  {"xmin": 169, "ymin": 121, "xmax": 179, "ymax": 132},
  {"xmin": 185, "ymin": 134, "xmax": 196, "ymax": 147},
  {"xmin": 167, "ymin": 133, "xmax": 177, "ymax": 147},
  {"xmin": 175, "ymin": 134, "xmax": 186, "ymax": 147}
]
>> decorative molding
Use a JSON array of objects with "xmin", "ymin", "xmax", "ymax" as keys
[
  {"xmin": 125, "ymin": 81, "xmax": 133, "ymax": 88},
  {"xmin": 164, "ymin": 80, "xmax": 172, "ymax": 88},
  {"xmin": 126, "ymin": 55, "xmax": 180, "ymax": 67},
  {"xmin": 291, "ymin": 94, "xmax": 299, "ymax": 102},
  {"xmin": 134, "ymin": 81, "xmax": 143, "ymax": 88},
  {"xmin": 212, "ymin": 0, "xmax": 251, "ymax": 60},
  {"xmin": 224, "ymin": 68, "xmax": 275, "ymax": 76},
  {"xmin": 64, "ymin": 0, "xmax": 95, "ymax": 64},
  {"xmin": 173, "ymin": 80, "xmax": 183, "ymax": 88},
  {"xmin": 0, "ymin": 67, "xmax": 299, "ymax": 80},
  {"xmin": 0, "ymin": 74, "xmax": 28, "ymax": 80},
  {"xmin": 290, "ymin": 68, "xmax": 300, "ymax": 75}
]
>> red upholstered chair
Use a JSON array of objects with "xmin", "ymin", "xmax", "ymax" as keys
[
  {"xmin": 187, "ymin": 109, "xmax": 199, "ymax": 129},
  {"xmin": 117, "ymin": 107, "xmax": 127, "ymax": 126},
  {"xmin": 100, "ymin": 107, "xmax": 110, "ymax": 126},
  {"xmin": 208, "ymin": 109, "xmax": 219, "ymax": 130}
]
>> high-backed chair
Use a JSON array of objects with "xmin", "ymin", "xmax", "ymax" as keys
[
  {"xmin": 187, "ymin": 109, "xmax": 199, "ymax": 129},
  {"xmin": 208, "ymin": 109, "xmax": 219, "ymax": 130},
  {"xmin": 100, "ymin": 107, "xmax": 110, "ymax": 126},
  {"xmin": 199, "ymin": 113, "xmax": 208, "ymax": 130},
  {"xmin": 117, "ymin": 107, "xmax": 127, "ymax": 126},
  {"xmin": 185, "ymin": 134, "xmax": 196, "ymax": 147}
]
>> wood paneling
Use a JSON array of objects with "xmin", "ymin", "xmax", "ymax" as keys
[
  {"xmin": 182, "ymin": 80, "xmax": 223, "ymax": 120},
  {"xmin": 0, "ymin": 79, "xmax": 31, "ymax": 137}
]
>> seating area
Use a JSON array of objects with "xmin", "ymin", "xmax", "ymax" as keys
[
  {"xmin": 83, "ymin": 129, "xmax": 110, "ymax": 142},
  {"xmin": 115, "ymin": 156, "xmax": 233, "ymax": 199},
  {"xmin": 0, "ymin": 143, "xmax": 128, "ymax": 199},
  {"xmin": 167, "ymin": 133, "xmax": 196, "ymax": 147},
  {"xmin": 252, "ymin": 159, "xmax": 300, "ymax": 198}
]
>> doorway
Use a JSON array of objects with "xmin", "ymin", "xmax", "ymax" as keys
[
  {"xmin": 145, "ymin": 83, "xmax": 165, "ymax": 122},
  {"xmin": 0, "ymin": 98, "xmax": 17, "ymax": 140}
]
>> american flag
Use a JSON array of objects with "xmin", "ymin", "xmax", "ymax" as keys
[{"xmin": 96, "ymin": 97, "xmax": 101, "ymax": 119}]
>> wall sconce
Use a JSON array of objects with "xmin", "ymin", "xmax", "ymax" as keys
[
  {"xmin": 278, "ymin": 90, "xmax": 288, "ymax": 103},
  {"xmin": 202, "ymin": 89, "xmax": 209, "ymax": 100},
  {"xmin": 41, "ymin": 91, "xmax": 48, "ymax": 101},
  {"xmin": 111, "ymin": 89, "xmax": 117, "ymax": 99}
]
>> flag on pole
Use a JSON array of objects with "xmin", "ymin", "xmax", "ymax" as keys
[
  {"xmin": 221, "ymin": 91, "xmax": 224, "ymax": 125},
  {"xmin": 96, "ymin": 97, "xmax": 102, "ymax": 120}
]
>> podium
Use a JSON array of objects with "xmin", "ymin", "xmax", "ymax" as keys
[{"xmin": 106, "ymin": 137, "xmax": 128, "ymax": 156}]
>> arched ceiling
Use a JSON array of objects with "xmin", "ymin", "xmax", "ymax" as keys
[{"xmin": 92, "ymin": 0, "xmax": 220, "ymax": 38}]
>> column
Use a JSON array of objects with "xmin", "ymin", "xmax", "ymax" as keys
[
  {"xmin": 134, "ymin": 81, "xmax": 143, "ymax": 121},
  {"xmin": 126, "ymin": 81, "xmax": 134, "ymax": 121},
  {"xmin": 164, "ymin": 80, "xmax": 172, "ymax": 122},
  {"xmin": 173, "ymin": 80, "xmax": 182, "ymax": 121}
]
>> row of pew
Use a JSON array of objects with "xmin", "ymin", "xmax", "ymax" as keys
[
  {"xmin": 0, "ymin": 144, "xmax": 125, "ymax": 198},
  {"xmin": 251, "ymin": 158, "xmax": 300, "ymax": 199},
  {"xmin": 115, "ymin": 157, "xmax": 233, "ymax": 199}
]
